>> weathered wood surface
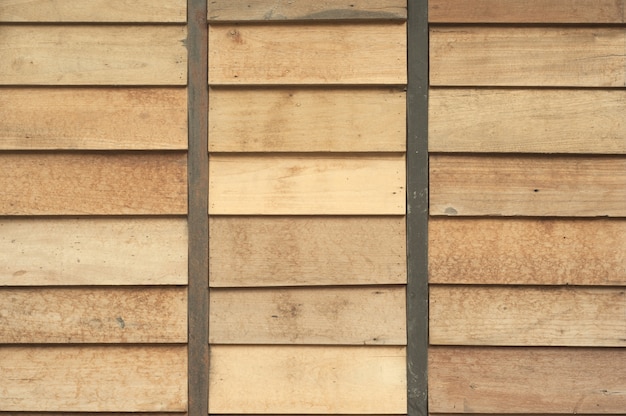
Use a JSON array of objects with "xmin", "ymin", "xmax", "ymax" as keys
[
  {"xmin": 430, "ymin": 27, "xmax": 626, "ymax": 87},
  {"xmin": 430, "ymin": 155, "xmax": 626, "ymax": 217},
  {"xmin": 429, "ymin": 347, "xmax": 626, "ymax": 413},
  {"xmin": 0, "ymin": 88, "xmax": 187, "ymax": 150},
  {"xmin": 0, "ymin": 26, "xmax": 186, "ymax": 85},
  {"xmin": 0, "ymin": 153, "xmax": 187, "ymax": 215},
  {"xmin": 210, "ymin": 286, "xmax": 406, "ymax": 345},
  {"xmin": 0, "ymin": 345, "xmax": 187, "ymax": 411},
  {"xmin": 209, "ymin": 87, "xmax": 405, "ymax": 152},
  {"xmin": 209, "ymin": 23, "xmax": 406, "ymax": 85},
  {"xmin": 429, "ymin": 218, "xmax": 626, "ymax": 286},
  {"xmin": 209, "ymin": 216, "xmax": 406, "ymax": 286},
  {"xmin": 209, "ymin": 345, "xmax": 406, "ymax": 414},
  {"xmin": 209, "ymin": 154, "xmax": 405, "ymax": 215},
  {"xmin": 430, "ymin": 286, "xmax": 626, "ymax": 347},
  {"xmin": 429, "ymin": 88, "xmax": 626, "ymax": 154}
]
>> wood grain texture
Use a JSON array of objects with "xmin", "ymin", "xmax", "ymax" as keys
[
  {"xmin": 0, "ymin": 152, "xmax": 187, "ymax": 215},
  {"xmin": 429, "ymin": 88, "xmax": 626, "ymax": 154},
  {"xmin": 430, "ymin": 155, "xmax": 626, "ymax": 217},
  {"xmin": 209, "ymin": 345, "xmax": 406, "ymax": 413},
  {"xmin": 209, "ymin": 87, "xmax": 405, "ymax": 152},
  {"xmin": 209, "ymin": 23, "xmax": 406, "ymax": 85},
  {"xmin": 0, "ymin": 345, "xmax": 187, "ymax": 411},
  {"xmin": 0, "ymin": 26, "xmax": 186, "ymax": 85},
  {"xmin": 430, "ymin": 27, "xmax": 626, "ymax": 87},
  {"xmin": 209, "ymin": 154, "xmax": 405, "ymax": 215},
  {"xmin": 210, "ymin": 286, "xmax": 406, "ymax": 345},
  {"xmin": 209, "ymin": 216, "xmax": 406, "ymax": 287},
  {"xmin": 429, "ymin": 347, "xmax": 626, "ymax": 413},
  {"xmin": 0, "ymin": 87, "xmax": 187, "ymax": 150},
  {"xmin": 429, "ymin": 218, "xmax": 626, "ymax": 286}
]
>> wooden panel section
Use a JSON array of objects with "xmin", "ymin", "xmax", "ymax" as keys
[
  {"xmin": 0, "ymin": 87, "xmax": 187, "ymax": 150},
  {"xmin": 210, "ymin": 216, "xmax": 406, "ymax": 286},
  {"xmin": 209, "ymin": 345, "xmax": 406, "ymax": 413},
  {"xmin": 429, "ymin": 218, "xmax": 626, "ymax": 286},
  {"xmin": 210, "ymin": 286, "xmax": 406, "ymax": 345},
  {"xmin": 0, "ymin": 26, "xmax": 186, "ymax": 85},
  {"xmin": 209, "ymin": 154, "xmax": 405, "ymax": 215},
  {"xmin": 430, "ymin": 286, "xmax": 626, "ymax": 347},
  {"xmin": 209, "ymin": 23, "xmax": 406, "ymax": 85},
  {"xmin": 429, "ymin": 347, "xmax": 626, "ymax": 413},
  {"xmin": 430, "ymin": 155, "xmax": 626, "ymax": 217},
  {"xmin": 429, "ymin": 88, "xmax": 626, "ymax": 154},
  {"xmin": 209, "ymin": 87, "xmax": 405, "ymax": 152},
  {"xmin": 0, "ymin": 345, "xmax": 187, "ymax": 412},
  {"xmin": 430, "ymin": 27, "xmax": 626, "ymax": 87},
  {"xmin": 0, "ymin": 152, "xmax": 187, "ymax": 215}
]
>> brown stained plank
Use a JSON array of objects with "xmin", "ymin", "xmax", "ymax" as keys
[
  {"xmin": 429, "ymin": 347, "xmax": 626, "ymax": 413},
  {"xmin": 429, "ymin": 155, "xmax": 626, "ymax": 217},
  {"xmin": 0, "ymin": 152, "xmax": 187, "ymax": 215},
  {"xmin": 0, "ymin": 88, "xmax": 187, "ymax": 150},
  {"xmin": 0, "ymin": 26, "xmax": 186, "ymax": 85},
  {"xmin": 209, "ymin": 87, "xmax": 405, "ymax": 152},
  {"xmin": 209, "ymin": 23, "xmax": 406, "ymax": 85},
  {"xmin": 430, "ymin": 27, "xmax": 626, "ymax": 87},
  {"xmin": 429, "ymin": 218, "xmax": 626, "ymax": 286},
  {"xmin": 429, "ymin": 88, "xmax": 626, "ymax": 154}
]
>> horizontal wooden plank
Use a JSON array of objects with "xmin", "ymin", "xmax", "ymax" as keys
[
  {"xmin": 0, "ymin": 345, "xmax": 187, "ymax": 412},
  {"xmin": 429, "ymin": 88, "xmax": 626, "ymax": 154},
  {"xmin": 209, "ymin": 216, "xmax": 406, "ymax": 287},
  {"xmin": 429, "ymin": 218, "xmax": 626, "ymax": 286},
  {"xmin": 209, "ymin": 345, "xmax": 406, "ymax": 413},
  {"xmin": 209, "ymin": 87, "xmax": 405, "ymax": 152},
  {"xmin": 0, "ymin": 152, "xmax": 187, "ymax": 215},
  {"xmin": 210, "ymin": 286, "xmax": 406, "ymax": 344},
  {"xmin": 430, "ymin": 286, "xmax": 626, "ymax": 347},
  {"xmin": 0, "ymin": 413, "xmax": 186, "ymax": 416},
  {"xmin": 209, "ymin": 154, "xmax": 405, "ymax": 215},
  {"xmin": 0, "ymin": 26, "xmax": 186, "ymax": 85},
  {"xmin": 0, "ymin": 87, "xmax": 187, "ymax": 150},
  {"xmin": 429, "ymin": 347, "xmax": 626, "ymax": 413},
  {"xmin": 209, "ymin": 23, "xmax": 406, "ymax": 85},
  {"xmin": 430, "ymin": 155, "xmax": 626, "ymax": 217},
  {"xmin": 430, "ymin": 27, "xmax": 626, "ymax": 87}
]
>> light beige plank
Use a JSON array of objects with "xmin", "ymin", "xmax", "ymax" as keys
[
  {"xmin": 209, "ymin": 87, "xmax": 405, "ymax": 152},
  {"xmin": 209, "ymin": 23, "xmax": 406, "ymax": 85},
  {"xmin": 0, "ymin": 413, "xmax": 185, "ymax": 416},
  {"xmin": 429, "ymin": 88, "xmax": 626, "ymax": 154},
  {"xmin": 429, "ymin": 218, "xmax": 626, "ymax": 286},
  {"xmin": 430, "ymin": 27, "xmax": 626, "ymax": 87},
  {"xmin": 210, "ymin": 286, "xmax": 406, "ymax": 345},
  {"xmin": 209, "ymin": 345, "xmax": 406, "ymax": 414},
  {"xmin": 0, "ymin": 26, "xmax": 186, "ymax": 85},
  {"xmin": 429, "ymin": 347, "xmax": 626, "ymax": 414},
  {"xmin": 210, "ymin": 216, "xmax": 406, "ymax": 287},
  {"xmin": 430, "ymin": 155, "xmax": 626, "ymax": 217},
  {"xmin": 0, "ymin": 88, "xmax": 187, "ymax": 150},
  {"xmin": 209, "ymin": 154, "xmax": 405, "ymax": 215},
  {"xmin": 0, "ymin": 153, "xmax": 187, "ymax": 215}
]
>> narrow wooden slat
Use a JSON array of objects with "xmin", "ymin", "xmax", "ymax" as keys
[
  {"xmin": 209, "ymin": 23, "xmax": 406, "ymax": 85},
  {"xmin": 0, "ymin": 153, "xmax": 187, "ymax": 215},
  {"xmin": 0, "ymin": 88, "xmax": 187, "ymax": 150},
  {"xmin": 209, "ymin": 87, "xmax": 405, "ymax": 152},
  {"xmin": 430, "ymin": 155, "xmax": 626, "ymax": 217},
  {"xmin": 210, "ymin": 286, "xmax": 406, "ymax": 345},
  {"xmin": 0, "ymin": 26, "xmax": 186, "ymax": 85},
  {"xmin": 430, "ymin": 27, "xmax": 626, "ymax": 87},
  {"xmin": 209, "ymin": 345, "xmax": 406, "ymax": 414},
  {"xmin": 0, "ymin": 413, "xmax": 186, "ymax": 416},
  {"xmin": 429, "ymin": 347, "xmax": 626, "ymax": 413},
  {"xmin": 209, "ymin": 154, "xmax": 405, "ymax": 215},
  {"xmin": 0, "ymin": 345, "xmax": 187, "ymax": 412},
  {"xmin": 429, "ymin": 88, "xmax": 626, "ymax": 154}
]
